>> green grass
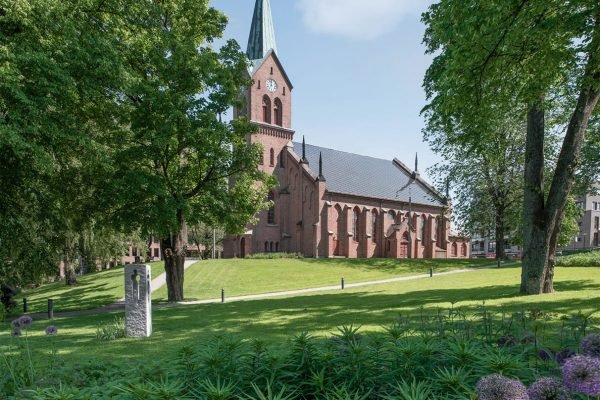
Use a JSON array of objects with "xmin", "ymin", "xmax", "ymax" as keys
[
  {"xmin": 2, "ymin": 265, "xmax": 598, "ymax": 364},
  {"xmin": 14, "ymin": 262, "xmax": 166, "ymax": 314},
  {"xmin": 153, "ymin": 257, "xmax": 496, "ymax": 301}
]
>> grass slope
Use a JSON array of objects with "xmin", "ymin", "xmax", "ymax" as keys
[
  {"xmin": 2, "ymin": 266, "xmax": 598, "ymax": 364},
  {"xmin": 14, "ymin": 262, "xmax": 166, "ymax": 314},
  {"xmin": 153, "ymin": 258, "xmax": 495, "ymax": 301}
]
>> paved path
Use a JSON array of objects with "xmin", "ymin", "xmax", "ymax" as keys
[{"xmin": 29, "ymin": 262, "xmax": 516, "ymax": 319}]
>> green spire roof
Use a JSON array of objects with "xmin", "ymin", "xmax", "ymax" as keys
[{"xmin": 247, "ymin": 0, "xmax": 278, "ymax": 61}]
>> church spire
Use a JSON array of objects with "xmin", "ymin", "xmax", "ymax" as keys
[
  {"xmin": 247, "ymin": 0, "xmax": 278, "ymax": 61},
  {"xmin": 301, "ymin": 136, "xmax": 309, "ymax": 164},
  {"xmin": 414, "ymin": 153, "xmax": 419, "ymax": 173},
  {"xmin": 317, "ymin": 152, "xmax": 326, "ymax": 182}
]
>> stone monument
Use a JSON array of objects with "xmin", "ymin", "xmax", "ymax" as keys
[{"xmin": 124, "ymin": 264, "xmax": 152, "ymax": 337}]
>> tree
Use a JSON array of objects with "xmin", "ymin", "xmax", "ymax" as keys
[
  {"xmin": 422, "ymin": 0, "xmax": 600, "ymax": 294},
  {"xmin": 425, "ymin": 115, "xmax": 525, "ymax": 260},
  {"xmin": 188, "ymin": 224, "xmax": 225, "ymax": 259},
  {"xmin": 0, "ymin": 0, "xmax": 128, "ymax": 286},
  {"xmin": 105, "ymin": 0, "xmax": 273, "ymax": 302}
]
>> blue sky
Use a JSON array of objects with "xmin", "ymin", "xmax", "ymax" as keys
[{"xmin": 211, "ymin": 0, "xmax": 438, "ymax": 182}]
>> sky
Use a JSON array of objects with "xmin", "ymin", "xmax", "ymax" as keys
[{"xmin": 211, "ymin": 0, "xmax": 438, "ymax": 182}]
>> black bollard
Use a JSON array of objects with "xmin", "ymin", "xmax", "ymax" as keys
[
  {"xmin": 47, "ymin": 299, "xmax": 54, "ymax": 319},
  {"xmin": 23, "ymin": 298, "xmax": 28, "ymax": 313},
  {"xmin": 341, "ymin": 277, "xmax": 345, "ymax": 290},
  {"xmin": 221, "ymin": 288, "xmax": 225, "ymax": 303},
  {"xmin": 429, "ymin": 267, "xmax": 433, "ymax": 277}
]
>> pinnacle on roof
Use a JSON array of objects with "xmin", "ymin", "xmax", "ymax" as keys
[{"xmin": 247, "ymin": 0, "xmax": 278, "ymax": 61}]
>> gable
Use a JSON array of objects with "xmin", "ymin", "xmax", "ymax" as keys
[{"xmin": 249, "ymin": 50, "xmax": 293, "ymax": 90}]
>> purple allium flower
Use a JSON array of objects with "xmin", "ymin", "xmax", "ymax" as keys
[
  {"xmin": 45, "ymin": 325, "xmax": 58, "ymax": 336},
  {"xmin": 555, "ymin": 349, "xmax": 575, "ymax": 365},
  {"xmin": 11, "ymin": 329, "xmax": 22, "ymax": 337},
  {"xmin": 527, "ymin": 377, "xmax": 571, "ymax": 400},
  {"xmin": 561, "ymin": 355, "xmax": 600, "ymax": 396},
  {"xmin": 580, "ymin": 334, "xmax": 600, "ymax": 358},
  {"xmin": 475, "ymin": 374, "xmax": 529, "ymax": 400},
  {"xmin": 18, "ymin": 315, "xmax": 32, "ymax": 329}
]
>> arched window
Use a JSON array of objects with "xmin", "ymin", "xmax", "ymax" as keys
[
  {"xmin": 419, "ymin": 215, "xmax": 426, "ymax": 240},
  {"xmin": 270, "ymin": 242, "xmax": 274, "ymax": 252},
  {"xmin": 267, "ymin": 191, "xmax": 275, "ymax": 224},
  {"xmin": 352, "ymin": 208, "xmax": 360, "ymax": 242},
  {"xmin": 461, "ymin": 243, "xmax": 467, "ymax": 257},
  {"xmin": 269, "ymin": 148, "xmax": 275, "ymax": 166},
  {"xmin": 309, "ymin": 191, "xmax": 314, "ymax": 210},
  {"xmin": 452, "ymin": 242, "xmax": 457, "ymax": 256},
  {"xmin": 387, "ymin": 211, "xmax": 395, "ymax": 226},
  {"xmin": 433, "ymin": 217, "xmax": 439, "ymax": 241},
  {"xmin": 264, "ymin": 242, "xmax": 268, "ymax": 252},
  {"xmin": 262, "ymin": 95, "xmax": 271, "ymax": 123},
  {"xmin": 275, "ymin": 242, "xmax": 279, "ymax": 252},
  {"xmin": 371, "ymin": 210, "xmax": 378, "ymax": 243},
  {"xmin": 274, "ymin": 98, "xmax": 283, "ymax": 126}
]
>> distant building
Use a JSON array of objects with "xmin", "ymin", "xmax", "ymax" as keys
[
  {"xmin": 562, "ymin": 185, "xmax": 600, "ymax": 250},
  {"xmin": 122, "ymin": 238, "xmax": 162, "ymax": 265},
  {"xmin": 470, "ymin": 231, "xmax": 521, "ymax": 259},
  {"xmin": 223, "ymin": 0, "xmax": 470, "ymax": 259}
]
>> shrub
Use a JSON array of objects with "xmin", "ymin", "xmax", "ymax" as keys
[
  {"xmin": 556, "ymin": 250, "xmax": 600, "ymax": 267},
  {"xmin": 0, "ymin": 284, "xmax": 17, "ymax": 316},
  {"xmin": 245, "ymin": 252, "xmax": 304, "ymax": 260},
  {"xmin": 95, "ymin": 317, "xmax": 125, "ymax": 341}
]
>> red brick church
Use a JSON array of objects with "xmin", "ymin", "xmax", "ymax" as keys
[{"xmin": 224, "ymin": 0, "xmax": 470, "ymax": 259}]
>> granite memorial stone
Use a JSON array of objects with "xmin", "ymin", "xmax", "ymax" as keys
[{"xmin": 124, "ymin": 264, "xmax": 152, "ymax": 337}]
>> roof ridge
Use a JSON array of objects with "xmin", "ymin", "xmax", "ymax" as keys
[{"xmin": 294, "ymin": 141, "xmax": 395, "ymax": 164}]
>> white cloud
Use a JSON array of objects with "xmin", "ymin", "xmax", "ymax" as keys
[{"xmin": 297, "ymin": 0, "xmax": 426, "ymax": 40}]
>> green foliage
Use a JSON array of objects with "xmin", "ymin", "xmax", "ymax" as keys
[
  {"xmin": 188, "ymin": 224, "xmax": 226, "ymax": 260},
  {"xmin": 557, "ymin": 250, "xmax": 600, "ymax": 267},
  {"xmin": 4, "ymin": 309, "xmax": 598, "ymax": 399},
  {"xmin": 246, "ymin": 253, "xmax": 305, "ymax": 260},
  {"xmin": 95, "ymin": 317, "xmax": 125, "ymax": 341},
  {"xmin": 421, "ymin": 0, "xmax": 600, "ymax": 292}
]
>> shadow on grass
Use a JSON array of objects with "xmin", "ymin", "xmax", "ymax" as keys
[
  {"xmin": 13, "ymin": 269, "xmax": 125, "ymax": 314},
  {"xmin": 4, "ymin": 276, "xmax": 597, "ymax": 363}
]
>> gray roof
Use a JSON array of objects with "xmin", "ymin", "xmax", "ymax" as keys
[
  {"xmin": 292, "ymin": 142, "xmax": 445, "ymax": 207},
  {"xmin": 246, "ymin": 0, "xmax": 278, "ymax": 61}
]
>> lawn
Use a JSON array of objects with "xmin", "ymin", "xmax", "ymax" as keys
[
  {"xmin": 2, "ymin": 265, "xmax": 598, "ymax": 364},
  {"xmin": 14, "ymin": 261, "xmax": 167, "ymax": 314},
  {"xmin": 153, "ymin": 257, "xmax": 496, "ymax": 301}
]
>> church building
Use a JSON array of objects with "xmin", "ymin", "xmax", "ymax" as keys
[{"xmin": 223, "ymin": 0, "xmax": 470, "ymax": 259}]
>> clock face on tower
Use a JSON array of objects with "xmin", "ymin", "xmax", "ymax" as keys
[{"xmin": 266, "ymin": 79, "xmax": 278, "ymax": 92}]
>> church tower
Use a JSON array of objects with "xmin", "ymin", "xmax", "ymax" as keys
[{"xmin": 237, "ymin": 0, "xmax": 294, "ymax": 176}]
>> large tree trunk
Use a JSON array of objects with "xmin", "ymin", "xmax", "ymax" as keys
[
  {"xmin": 521, "ymin": 39, "xmax": 600, "ymax": 294},
  {"xmin": 521, "ymin": 102, "xmax": 547, "ymax": 294},
  {"xmin": 161, "ymin": 209, "xmax": 187, "ymax": 302},
  {"xmin": 543, "ymin": 213, "xmax": 564, "ymax": 293}
]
